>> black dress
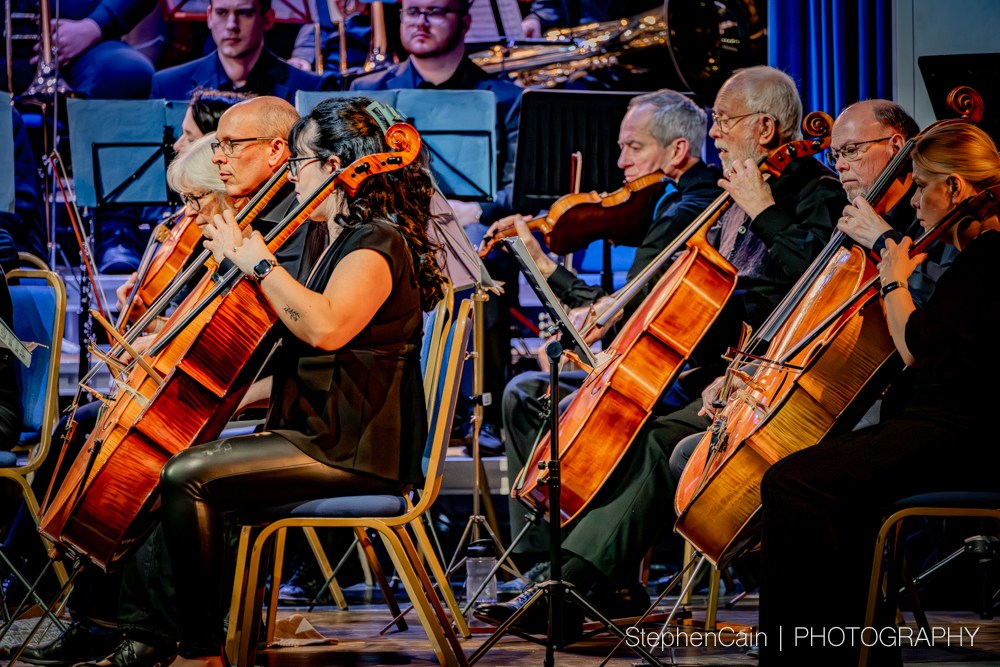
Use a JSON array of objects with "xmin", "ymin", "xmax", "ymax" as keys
[
  {"xmin": 266, "ymin": 218, "xmax": 427, "ymax": 485},
  {"xmin": 758, "ymin": 229, "xmax": 1000, "ymax": 666}
]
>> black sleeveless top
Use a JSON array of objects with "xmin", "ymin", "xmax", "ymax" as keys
[{"xmin": 266, "ymin": 218, "xmax": 426, "ymax": 485}]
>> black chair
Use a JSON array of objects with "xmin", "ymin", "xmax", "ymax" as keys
[{"xmin": 859, "ymin": 491, "xmax": 1000, "ymax": 667}]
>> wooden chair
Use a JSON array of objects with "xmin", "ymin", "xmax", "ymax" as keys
[
  {"xmin": 291, "ymin": 281, "xmax": 458, "ymax": 617},
  {"xmin": 225, "ymin": 298, "xmax": 473, "ymax": 667}
]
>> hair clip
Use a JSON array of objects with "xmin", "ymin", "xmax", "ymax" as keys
[{"xmin": 365, "ymin": 101, "xmax": 405, "ymax": 135}]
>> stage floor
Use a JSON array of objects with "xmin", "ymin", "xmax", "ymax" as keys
[{"xmin": 4, "ymin": 592, "xmax": 999, "ymax": 665}]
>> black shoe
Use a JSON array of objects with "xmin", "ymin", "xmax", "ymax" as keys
[
  {"xmin": 72, "ymin": 637, "xmax": 177, "ymax": 667},
  {"xmin": 277, "ymin": 563, "xmax": 325, "ymax": 604},
  {"xmin": 587, "ymin": 581, "xmax": 652, "ymax": 619},
  {"xmin": 474, "ymin": 585, "xmax": 583, "ymax": 643},
  {"xmin": 18, "ymin": 621, "xmax": 118, "ymax": 666},
  {"xmin": 497, "ymin": 560, "xmax": 550, "ymax": 597}
]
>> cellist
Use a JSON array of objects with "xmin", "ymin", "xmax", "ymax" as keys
[
  {"xmin": 668, "ymin": 100, "xmax": 953, "ymax": 483},
  {"xmin": 157, "ymin": 96, "xmax": 446, "ymax": 667},
  {"xmin": 20, "ymin": 98, "xmax": 303, "ymax": 667},
  {"xmin": 485, "ymin": 88, "xmax": 724, "ymax": 573},
  {"xmin": 758, "ymin": 123, "xmax": 1000, "ymax": 667},
  {"xmin": 476, "ymin": 66, "xmax": 846, "ymax": 637}
]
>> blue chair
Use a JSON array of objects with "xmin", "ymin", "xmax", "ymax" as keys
[
  {"xmin": 225, "ymin": 297, "xmax": 473, "ymax": 667},
  {"xmin": 859, "ymin": 492, "xmax": 1000, "ymax": 666},
  {"xmin": 0, "ymin": 268, "xmax": 70, "ymax": 599}
]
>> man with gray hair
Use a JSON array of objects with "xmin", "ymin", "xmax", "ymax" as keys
[
  {"xmin": 477, "ymin": 67, "xmax": 846, "ymax": 639},
  {"xmin": 480, "ymin": 87, "xmax": 723, "ymax": 617}
]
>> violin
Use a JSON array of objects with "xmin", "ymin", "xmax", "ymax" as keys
[{"xmin": 478, "ymin": 171, "xmax": 669, "ymax": 257}]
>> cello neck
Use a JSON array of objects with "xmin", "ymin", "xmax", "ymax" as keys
[
  {"xmin": 592, "ymin": 189, "xmax": 734, "ymax": 330},
  {"xmin": 117, "ymin": 167, "xmax": 290, "ymax": 351}
]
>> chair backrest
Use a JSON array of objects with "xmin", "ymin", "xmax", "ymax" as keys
[
  {"xmin": 415, "ymin": 297, "xmax": 472, "ymax": 512},
  {"xmin": 421, "ymin": 280, "xmax": 454, "ymax": 414},
  {"xmin": 7, "ymin": 268, "xmax": 66, "ymax": 470},
  {"xmin": 17, "ymin": 252, "xmax": 50, "ymax": 271}
]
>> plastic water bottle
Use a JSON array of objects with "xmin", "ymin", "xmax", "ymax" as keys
[{"xmin": 465, "ymin": 539, "xmax": 497, "ymax": 626}]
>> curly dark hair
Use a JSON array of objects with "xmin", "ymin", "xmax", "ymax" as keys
[{"xmin": 288, "ymin": 97, "xmax": 446, "ymax": 311}]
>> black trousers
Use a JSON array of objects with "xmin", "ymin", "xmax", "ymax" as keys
[
  {"xmin": 560, "ymin": 399, "xmax": 710, "ymax": 581},
  {"xmin": 758, "ymin": 416, "xmax": 995, "ymax": 666},
  {"xmin": 502, "ymin": 370, "xmax": 588, "ymax": 555},
  {"xmin": 159, "ymin": 432, "xmax": 406, "ymax": 658}
]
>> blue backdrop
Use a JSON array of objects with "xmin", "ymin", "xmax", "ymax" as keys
[{"xmin": 768, "ymin": 0, "xmax": 894, "ymax": 119}]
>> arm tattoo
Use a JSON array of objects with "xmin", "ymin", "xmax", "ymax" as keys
[{"xmin": 282, "ymin": 305, "xmax": 301, "ymax": 322}]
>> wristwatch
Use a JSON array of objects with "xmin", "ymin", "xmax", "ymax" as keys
[{"xmin": 251, "ymin": 258, "xmax": 278, "ymax": 282}]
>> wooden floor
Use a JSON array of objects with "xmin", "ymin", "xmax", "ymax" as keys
[
  {"xmin": 3, "ymin": 592, "xmax": 999, "ymax": 666},
  {"xmin": 258, "ymin": 600, "xmax": 1000, "ymax": 666}
]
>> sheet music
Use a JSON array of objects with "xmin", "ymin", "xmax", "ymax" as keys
[
  {"xmin": 0, "ymin": 319, "xmax": 34, "ymax": 367},
  {"xmin": 466, "ymin": 0, "xmax": 525, "ymax": 42},
  {"xmin": 503, "ymin": 238, "xmax": 598, "ymax": 367}
]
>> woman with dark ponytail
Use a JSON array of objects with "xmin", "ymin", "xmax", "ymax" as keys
[{"xmin": 158, "ymin": 96, "xmax": 446, "ymax": 667}]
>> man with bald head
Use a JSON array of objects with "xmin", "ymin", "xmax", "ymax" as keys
[
  {"xmin": 212, "ymin": 96, "xmax": 299, "ymax": 200},
  {"xmin": 207, "ymin": 96, "xmax": 312, "ymax": 276},
  {"xmin": 832, "ymin": 99, "xmax": 955, "ymax": 306}
]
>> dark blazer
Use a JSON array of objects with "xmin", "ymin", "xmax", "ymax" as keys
[
  {"xmin": 150, "ymin": 48, "xmax": 323, "ymax": 103},
  {"xmin": 348, "ymin": 57, "xmax": 522, "ymax": 223}
]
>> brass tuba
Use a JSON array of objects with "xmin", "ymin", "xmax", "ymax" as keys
[{"xmin": 469, "ymin": 0, "xmax": 765, "ymax": 103}]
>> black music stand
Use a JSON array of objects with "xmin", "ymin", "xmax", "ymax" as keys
[
  {"xmin": 296, "ymin": 89, "xmax": 498, "ymax": 202},
  {"xmin": 467, "ymin": 237, "xmax": 662, "ymax": 666},
  {"xmin": 514, "ymin": 88, "xmax": 637, "ymax": 291},
  {"xmin": 67, "ymin": 99, "xmax": 177, "ymax": 208},
  {"xmin": 66, "ymin": 99, "xmax": 178, "ymax": 384}
]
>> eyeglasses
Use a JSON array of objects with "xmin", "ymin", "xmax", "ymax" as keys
[
  {"xmin": 401, "ymin": 6, "xmax": 463, "ymax": 24},
  {"xmin": 288, "ymin": 155, "xmax": 322, "ymax": 179},
  {"xmin": 211, "ymin": 136, "xmax": 275, "ymax": 157},
  {"xmin": 180, "ymin": 192, "xmax": 211, "ymax": 212},
  {"xmin": 824, "ymin": 137, "xmax": 893, "ymax": 167},
  {"xmin": 711, "ymin": 111, "xmax": 770, "ymax": 134}
]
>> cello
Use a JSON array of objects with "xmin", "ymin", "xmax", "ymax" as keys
[
  {"xmin": 513, "ymin": 112, "xmax": 834, "ymax": 524},
  {"xmin": 114, "ymin": 169, "xmax": 291, "ymax": 335},
  {"xmin": 115, "ymin": 209, "xmax": 201, "ymax": 328},
  {"xmin": 673, "ymin": 88, "xmax": 988, "ymax": 567},
  {"xmin": 39, "ymin": 123, "xmax": 422, "ymax": 570}
]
